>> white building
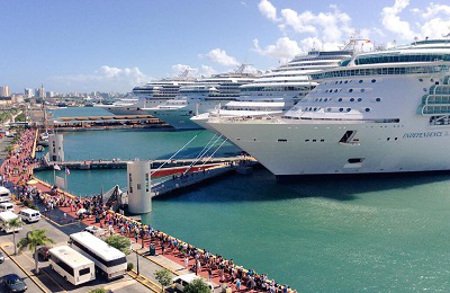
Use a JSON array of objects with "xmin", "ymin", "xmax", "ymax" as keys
[
  {"xmin": 24, "ymin": 88, "xmax": 35, "ymax": 98},
  {"xmin": 0, "ymin": 85, "xmax": 10, "ymax": 97},
  {"xmin": 37, "ymin": 85, "xmax": 46, "ymax": 98}
]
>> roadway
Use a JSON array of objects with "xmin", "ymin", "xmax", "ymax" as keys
[
  {"xmin": 0, "ymin": 211, "xmax": 159, "ymax": 293},
  {"xmin": 0, "ymin": 248, "xmax": 43, "ymax": 293}
]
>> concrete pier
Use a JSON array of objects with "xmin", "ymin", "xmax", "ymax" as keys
[
  {"xmin": 151, "ymin": 164, "xmax": 236, "ymax": 197},
  {"xmin": 37, "ymin": 156, "xmax": 256, "ymax": 171},
  {"xmin": 33, "ymin": 114, "xmax": 169, "ymax": 131}
]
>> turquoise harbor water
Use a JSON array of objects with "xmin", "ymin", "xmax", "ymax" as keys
[{"xmin": 35, "ymin": 108, "xmax": 450, "ymax": 292}]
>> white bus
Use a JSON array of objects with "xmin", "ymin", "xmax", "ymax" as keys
[
  {"xmin": 69, "ymin": 231, "xmax": 127, "ymax": 280},
  {"xmin": 49, "ymin": 245, "xmax": 95, "ymax": 286},
  {"xmin": 0, "ymin": 186, "xmax": 11, "ymax": 203},
  {"xmin": 0, "ymin": 211, "xmax": 22, "ymax": 233}
]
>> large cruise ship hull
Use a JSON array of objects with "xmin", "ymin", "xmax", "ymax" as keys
[
  {"xmin": 146, "ymin": 107, "xmax": 200, "ymax": 130},
  {"xmin": 208, "ymin": 119, "xmax": 450, "ymax": 176},
  {"xmin": 149, "ymin": 99, "xmax": 237, "ymax": 130},
  {"xmin": 95, "ymin": 105, "xmax": 146, "ymax": 116}
]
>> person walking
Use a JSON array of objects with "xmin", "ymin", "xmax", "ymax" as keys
[{"xmin": 184, "ymin": 256, "xmax": 189, "ymax": 269}]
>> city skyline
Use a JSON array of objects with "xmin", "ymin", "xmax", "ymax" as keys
[{"xmin": 1, "ymin": 0, "xmax": 449, "ymax": 92}]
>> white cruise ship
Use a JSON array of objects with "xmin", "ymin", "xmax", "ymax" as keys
[
  {"xmin": 206, "ymin": 37, "xmax": 450, "ymax": 177},
  {"xmin": 97, "ymin": 71, "xmax": 196, "ymax": 116},
  {"xmin": 192, "ymin": 46, "xmax": 358, "ymax": 129},
  {"xmin": 145, "ymin": 66, "xmax": 258, "ymax": 130},
  {"xmin": 94, "ymin": 98, "xmax": 143, "ymax": 115}
]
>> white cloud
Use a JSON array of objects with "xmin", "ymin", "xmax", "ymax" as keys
[
  {"xmin": 380, "ymin": 1, "xmax": 450, "ymax": 41},
  {"xmin": 253, "ymin": 37, "xmax": 302, "ymax": 63},
  {"xmin": 381, "ymin": 0, "xmax": 415, "ymax": 40},
  {"xmin": 420, "ymin": 17, "xmax": 450, "ymax": 39},
  {"xmin": 258, "ymin": 0, "xmax": 278, "ymax": 22},
  {"xmin": 198, "ymin": 65, "xmax": 217, "ymax": 77},
  {"xmin": 421, "ymin": 3, "xmax": 450, "ymax": 19},
  {"xmin": 278, "ymin": 5, "xmax": 355, "ymax": 44},
  {"xmin": 171, "ymin": 64, "xmax": 217, "ymax": 78},
  {"xmin": 50, "ymin": 65, "xmax": 151, "ymax": 92},
  {"xmin": 256, "ymin": 1, "xmax": 368, "ymax": 57},
  {"xmin": 419, "ymin": 3, "xmax": 450, "ymax": 39},
  {"xmin": 200, "ymin": 48, "xmax": 240, "ymax": 67}
]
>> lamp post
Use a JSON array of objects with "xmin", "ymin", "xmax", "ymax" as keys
[{"xmin": 135, "ymin": 250, "xmax": 140, "ymax": 275}]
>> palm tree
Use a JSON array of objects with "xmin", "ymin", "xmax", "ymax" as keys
[
  {"xmin": 18, "ymin": 229, "xmax": 54, "ymax": 274},
  {"xmin": 7, "ymin": 217, "xmax": 23, "ymax": 255}
]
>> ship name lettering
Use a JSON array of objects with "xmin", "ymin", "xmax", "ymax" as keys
[{"xmin": 403, "ymin": 131, "xmax": 443, "ymax": 139}]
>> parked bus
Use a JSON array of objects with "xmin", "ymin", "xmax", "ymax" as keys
[
  {"xmin": 69, "ymin": 231, "xmax": 127, "ymax": 280},
  {"xmin": 0, "ymin": 211, "xmax": 22, "ymax": 233},
  {"xmin": 0, "ymin": 186, "xmax": 11, "ymax": 203},
  {"xmin": 49, "ymin": 245, "xmax": 95, "ymax": 286}
]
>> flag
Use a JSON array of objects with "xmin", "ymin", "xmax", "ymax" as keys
[
  {"xmin": 53, "ymin": 164, "xmax": 61, "ymax": 171},
  {"xmin": 65, "ymin": 167, "xmax": 70, "ymax": 175}
]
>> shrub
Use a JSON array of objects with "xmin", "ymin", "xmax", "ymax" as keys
[
  {"xmin": 105, "ymin": 234, "xmax": 131, "ymax": 255},
  {"xmin": 155, "ymin": 269, "xmax": 172, "ymax": 292},
  {"xmin": 184, "ymin": 278, "xmax": 211, "ymax": 293},
  {"xmin": 127, "ymin": 262, "xmax": 134, "ymax": 271}
]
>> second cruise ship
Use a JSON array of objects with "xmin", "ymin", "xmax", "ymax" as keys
[{"xmin": 191, "ymin": 40, "xmax": 369, "ymax": 129}]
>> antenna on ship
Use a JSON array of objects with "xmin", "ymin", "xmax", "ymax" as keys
[
  {"xmin": 235, "ymin": 64, "xmax": 251, "ymax": 74},
  {"xmin": 178, "ymin": 69, "xmax": 190, "ymax": 80}
]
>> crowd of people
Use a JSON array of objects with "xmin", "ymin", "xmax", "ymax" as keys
[
  {"xmin": 0, "ymin": 128, "xmax": 37, "ymax": 186},
  {"xmin": 0, "ymin": 128, "xmax": 296, "ymax": 292}
]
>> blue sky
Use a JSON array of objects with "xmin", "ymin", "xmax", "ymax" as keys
[{"xmin": 0, "ymin": 0, "xmax": 449, "ymax": 93}]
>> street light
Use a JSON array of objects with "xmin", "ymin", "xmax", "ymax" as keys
[{"xmin": 135, "ymin": 250, "xmax": 140, "ymax": 275}]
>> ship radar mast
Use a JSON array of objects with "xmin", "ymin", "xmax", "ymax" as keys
[{"xmin": 234, "ymin": 64, "xmax": 252, "ymax": 74}]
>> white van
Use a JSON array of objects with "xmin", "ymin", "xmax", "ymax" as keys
[
  {"xmin": 171, "ymin": 274, "xmax": 214, "ymax": 292},
  {"xmin": 0, "ymin": 202, "xmax": 14, "ymax": 212},
  {"xmin": 0, "ymin": 211, "xmax": 22, "ymax": 233},
  {"xmin": 19, "ymin": 208, "xmax": 41, "ymax": 223},
  {"xmin": 0, "ymin": 186, "xmax": 11, "ymax": 203}
]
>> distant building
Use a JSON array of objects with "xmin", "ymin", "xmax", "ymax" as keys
[
  {"xmin": 47, "ymin": 91, "xmax": 55, "ymax": 98},
  {"xmin": 12, "ymin": 94, "xmax": 24, "ymax": 104},
  {"xmin": 0, "ymin": 85, "xmax": 10, "ymax": 97},
  {"xmin": 37, "ymin": 84, "xmax": 45, "ymax": 98},
  {"xmin": 24, "ymin": 88, "xmax": 35, "ymax": 98}
]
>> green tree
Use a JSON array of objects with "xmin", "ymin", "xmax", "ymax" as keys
[
  {"xmin": 154, "ymin": 269, "xmax": 172, "ymax": 293},
  {"xmin": 17, "ymin": 229, "xmax": 54, "ymax": 274},
  {"xmin": 7, "ymin": 217, "xmax": 24, "ymax": 255},
  {"xmin": 184, "ymin": 278, "xmax": 211, "ymax": 293},
  {"xmin": 105, "ymin": 234, "xmax": 131, "ymax": 255}
]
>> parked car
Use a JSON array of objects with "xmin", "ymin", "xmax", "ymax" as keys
[
  {"xmin": 34, "ymin": 246, "xmax": 50, "ymax": 261},
  {"xmin": 0, "ymin": 251, "xmax": 5, "ymax": 264},
  {"xmin": 84, "ymin": 225, "xmax": 107, "ymax": 237},
  {"xmin": 171, "ymin": 274, "xmax": 214, "ymax": 292},
  {"xmin": 2, "ymin": 274, "xmax": 27, "ymax": 292}
]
